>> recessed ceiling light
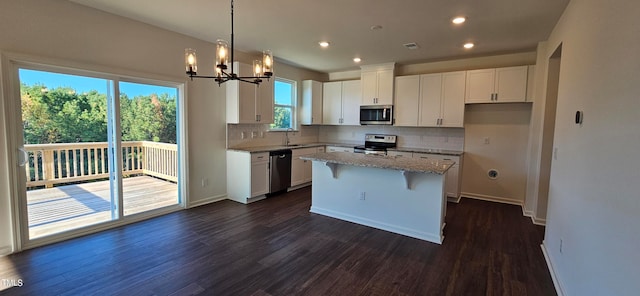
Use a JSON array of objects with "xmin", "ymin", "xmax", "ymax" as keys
[
  {"xmin": 353, "ymin": 57, "xmax": 362, "ymax": 63},
  {"xmin": 319, "ymin": 41, "xmax": 330, "ymax": 48},
  {"xmin": 463, "ymin": 42, "xmax": 474, "ymax": 49},
  {"xmin": 452, "ymin": 17, "xmax": 466, "ymax": 24}
]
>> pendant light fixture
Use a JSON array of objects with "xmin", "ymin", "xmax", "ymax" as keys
[{"xmin": 184, "ymin": 0, "xmax": 273, "ymax": 85}]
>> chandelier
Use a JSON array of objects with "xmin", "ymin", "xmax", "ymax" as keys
[{"xmin": 184, "ymin": 0, "xmax": 273, "ymax": 85}]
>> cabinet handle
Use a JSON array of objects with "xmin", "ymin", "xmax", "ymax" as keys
[{"xmin": 495, "ymin": 93, "xmax": 498, "ymax": 101}]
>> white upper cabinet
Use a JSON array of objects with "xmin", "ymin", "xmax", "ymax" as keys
[
  {"xmin": 361, "ymin": 63, "xmax": 395, "ymax": 105},
  {"xmin": 394, "ymin": 71, "xmax": 465, "ymax": 128},
  {"xmin": 418, "ymin": 73, "xmax": 443, "ymax": 126},
  {"xmin": 526, "ymin": 65, "xmax": 536, "ymax": 102},
  {"xmin": 257, "ymin": 76, "xmax": 274, "ymax": 123},
  {"xmin": 301, "ymin": 80, "xmax": 323, "ymax": 125},
  {"xmin": 465, "ymin": 66, "xmax": 528, "ymax": 103},
  {"xmin": 393, "ymin": 75, "xmax": 420, "ymax": 126},
  {"xmin": 440, "ymin": 71, "xmax": 466, "ymax": 127},
  {"xmin": 341, "ymin": 80, "xmax": 362, "ymax": 125},
  {"xmin": 226, "ymin": 62, "xmax": 274, "ymax": 123},
  {"xmin": 322, "ymin": 80, "xmax": 361, "ymax": 125},
  {"xmin": 322, "ymin": 81, "xmax": 343, "ymax": 125}
]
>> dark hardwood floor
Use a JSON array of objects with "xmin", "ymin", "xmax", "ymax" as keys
[{"xmin": 0, "ymin": 186, "xmax": 556, "ymax": 296}]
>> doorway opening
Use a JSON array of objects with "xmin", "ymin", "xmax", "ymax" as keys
[{"xmin": 538, "ymin": 44, "xmax": 563, "ymax": 218}]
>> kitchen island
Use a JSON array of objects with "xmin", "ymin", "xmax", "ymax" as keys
[{"xmin": 300, "ymin": 152, "xmax": 454, "ymax": 244}]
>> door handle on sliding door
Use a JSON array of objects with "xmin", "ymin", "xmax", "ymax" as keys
[{"xmin": 18, "ymin": 147, "xmax": 28, "ymax": 166}]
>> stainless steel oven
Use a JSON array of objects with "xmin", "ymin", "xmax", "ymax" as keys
[
  {"xmin": 354, "ymin": 134, "xmax": 397, "ymax": 155},
  {"xmin": 360, "ymin": 105, "xmax": 393, "ymax": 125}
]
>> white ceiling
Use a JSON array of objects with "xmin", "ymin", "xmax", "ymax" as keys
[{"xmin": 69, "ymin": 0, "xmax": 569, "ymax": 73}]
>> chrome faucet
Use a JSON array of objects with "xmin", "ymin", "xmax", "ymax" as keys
[{"xmin": 285, "ymin": 128, "xmax": 293, "ymax": 146}]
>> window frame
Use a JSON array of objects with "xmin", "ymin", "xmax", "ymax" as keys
[{"xmin": 270, "ymin": 77, "xmax": 297, "ymax": 130}]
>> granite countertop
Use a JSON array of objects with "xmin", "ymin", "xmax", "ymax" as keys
[
  {"xmin": 389, "ymin": 147, "xmax": 464, "ymax": 156},
  {"xmin": 227, "ymin": 143, "xmax": 355, "ymax": 153},
  {"xmin": 300, "ymin": 152, "xmax": 454, "ymax": 175}
]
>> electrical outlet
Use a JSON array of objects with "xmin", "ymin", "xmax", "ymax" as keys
[
  {"xmin": 251, "ymin": 131, "xmax": 258, "ymax": 138},
  {"xmin": 359, "ymin": 192, "xmax": 366, "ymax": 200},
  {"xmin": 240, "ymin": 131, "xmax": 246, "ymax": 139}
]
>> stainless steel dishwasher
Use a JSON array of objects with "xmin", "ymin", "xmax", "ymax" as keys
[{"xmin": 269, "ymin": 149, "xmax": 292, "ymax": 194}]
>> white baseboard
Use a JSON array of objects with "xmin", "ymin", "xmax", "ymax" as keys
[
  {"xmin": 461, "ymin": 193, "xmax": 548, "ymax": 225},
  {"xmin": 187, "ymin": 194, "xmax": 227, "ymax": 208},
  {"xmin": 288, "ymin": 183, "xmax": 311, "ymax": 191},
  {"xmin": 541, "ymin": 242, "xmax": 565, "ymax": 296},
  {"xmin": 0, "ymin": 246, "xmax": 12, "ymax": 256},
  {"xmin": 447, "ymin": 195, "xmax": 462, "ymax": 203},
  {"xmin": 460, "ymin": 192, "xmax": 523, "ymax": 206},
  {"xmin": 522, "ymin": 205, "xmax": 547, "ymax": 226}
]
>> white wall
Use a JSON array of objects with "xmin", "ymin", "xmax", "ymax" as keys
[
  {"xmin": 462, "ymin": 103, "xmax": 532, "ymax": 203},
  {"xmin": 0, "ymin": 0, "xmax": 227, "ymax": 252},
  {"xmin": 541, "ymin": 1, "xmax": 640, "ymax": 295}
]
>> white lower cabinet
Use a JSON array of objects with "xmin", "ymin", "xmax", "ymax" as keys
[
  {"xmin": 291, "ymin": 146, "xmax": 324, "ymax": 187},
  {"xmin": 399, "ymin": 152, "xmax": 463, "ymax": 201},
  {"xmin": 326, "ymin": 145, "xmax": 353, "ymax": 153},
  {"xmin": 227, "ymin": 151, "xmax": 270, "ymax": 204},
  {"xmin": 250, "ymin": 153, "xmax": 270, "ymax": 197},
  {"xmin": 386, "ymin": 151, "xmax": 413, "ymax": 158},
  {"xmin": 412, "ymin": 153, "xmax": 462, "ymax": 200}
]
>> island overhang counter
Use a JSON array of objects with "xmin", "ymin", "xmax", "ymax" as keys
[{"xmin": 300, "ymin": 152, "xmax": 454, "ymax": 244}]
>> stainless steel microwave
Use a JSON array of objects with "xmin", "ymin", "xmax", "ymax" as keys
[{"xmin": 360, "ymin": 105, "xmax": 393, "ymax": 125}]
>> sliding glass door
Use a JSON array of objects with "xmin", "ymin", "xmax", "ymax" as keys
[
  {"xmin": 119, "ymin": 81, "xmax": 179, "ymax": 216},
  {"xmin": 19, "ymin": 69, "xmax": 117, "ymax": 239},
  {"xmin": 15, "ymin": 67, "xmax": 182, "ymax": 242}
]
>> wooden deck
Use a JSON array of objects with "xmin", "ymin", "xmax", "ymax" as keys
[{"xmin": 27, "ymin": 175, "xmax": 178, "ymax": 239}]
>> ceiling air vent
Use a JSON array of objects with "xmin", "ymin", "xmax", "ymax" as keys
[{"xmin": 403, "ymin": 42, "xmax": 419, "ymax": 50}]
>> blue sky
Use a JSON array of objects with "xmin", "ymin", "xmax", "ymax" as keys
[{"xmin": 19, "ymin": 69, "xmax": 177, "ymax": 99}]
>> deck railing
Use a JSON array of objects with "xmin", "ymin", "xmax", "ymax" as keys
[{"xmin": 24, "ymin": 141, "xmax": 177, "ymax": 188}]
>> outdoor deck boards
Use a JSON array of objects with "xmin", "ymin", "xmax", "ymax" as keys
[{"xmin": 27, "ymin": 176, "xmax": 178, "ymax": 239}]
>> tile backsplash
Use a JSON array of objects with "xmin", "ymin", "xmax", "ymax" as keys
[
  {"xmin": 228, "ymin": 124, "xmax": 464, "ymax": 151},
  {"xmin": 318, "ymin": 125, "xmax": 464, "ymax": 151},
  {"xmin": 227, "ymin": 124, "xmax": 320, "ymax": 148}
]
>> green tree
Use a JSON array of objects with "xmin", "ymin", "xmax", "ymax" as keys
[
  {"xmin": 21, "ymin": 84, "xmax": 107, "ymax": 144},
  {"xmin": 21, "ymin": 83, "xmax": 176, "ymax": 144},
  {"xmin": 272, "ymin": 106, "xmax": 291, "ymax": 129}
]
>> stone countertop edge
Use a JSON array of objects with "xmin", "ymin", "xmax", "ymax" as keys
[
  {"xmin": 388, "ymin": 147, "xmax": 464, "ymax": 156},
  {"xmin": 227, "ymin": 143, "xmax": 463, "ymax": 156},
  {"xmin": 300, "ymin": 152, "xmax": 454, "ymax": 175}
]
